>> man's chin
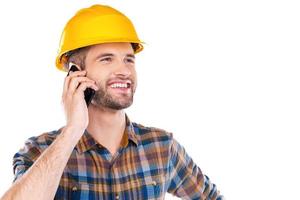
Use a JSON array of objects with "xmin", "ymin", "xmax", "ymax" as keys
[
  {"xmin": 109, "ymin": 101, "xmax": 133, "ymax": 110},
  {"xmin": 92, "ymin": 99, "xmax": 133, "ymax": 110},
  {"xmin": 91, "ymin": 89, "xmax": 134, "ymax": 110},
  {"xmin": 104, "ymin": 104, "xmax": 132, "ymax": 111}
]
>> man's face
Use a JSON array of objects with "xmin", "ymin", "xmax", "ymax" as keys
[{"xmin": 84, "ymin": 43, "xmax": 137, "ymax": 110}]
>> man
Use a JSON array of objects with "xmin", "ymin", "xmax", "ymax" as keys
[{"xmin": 1, "ymin": 4, "xmax": 224, "ymax": 200}]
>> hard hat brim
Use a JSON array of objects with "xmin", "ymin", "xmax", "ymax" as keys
[{"xmin": 55, "ymin": 41, "xmax": 144, "ymax": 72}]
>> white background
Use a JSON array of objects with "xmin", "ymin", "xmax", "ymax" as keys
[{"xmin": 0, "ymin": 0, "xmax": 299, "ymax": 199}]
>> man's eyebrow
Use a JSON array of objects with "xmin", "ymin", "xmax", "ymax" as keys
[
  {"xmin": 95, "ymin": 53, "xmax": 114, "ymax": 60},
  {"xmin": 126, "ymin": 54, "xmax": 135, "ymax": 59},
  {"xmin": 95, "ymin": 53, "xmax": 135, "ymax": 60}
]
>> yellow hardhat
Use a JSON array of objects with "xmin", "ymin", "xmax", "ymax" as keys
[{"xmin": 55, "ymin": 4, "xmax": 144, "ymax": 71}]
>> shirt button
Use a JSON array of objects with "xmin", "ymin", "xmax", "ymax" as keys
[
  {"xmin": 115, "ymin": 194, "xmax": 120, "ymax": 199},
  {"xmin": 72, "ymin": 186, "xmax": 78, "ymax": 191}
]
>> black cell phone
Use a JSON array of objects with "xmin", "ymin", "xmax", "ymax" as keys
[{"xmin": 67, "ymin": 65, "xmax": 96, "ymax": 106}]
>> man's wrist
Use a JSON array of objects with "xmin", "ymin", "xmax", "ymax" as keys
[{"xmin": 62, "ymin": 125, "xmax": 86, "ymax": 139}]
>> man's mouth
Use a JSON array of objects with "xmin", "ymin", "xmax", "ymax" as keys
[
  {"xmin": 109, "ymin": 82, "xmax": 131, "ymax": 89},
  {"xmin": 107, "ymin": 80, "xmax": 132, "ymax": 93}
]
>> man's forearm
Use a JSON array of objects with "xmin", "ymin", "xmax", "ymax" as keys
[{"xmin": 1, "ymin": 126, "xmax": 84, "ymax": 200}]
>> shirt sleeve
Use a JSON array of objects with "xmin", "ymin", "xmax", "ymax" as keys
[
  {"xmin": 167, "ymin": 136, "xmax": 225, "ymax": 200},
  {"xmin": 12, "ymin": 137, "xmax": 42, "ymax": 182}
]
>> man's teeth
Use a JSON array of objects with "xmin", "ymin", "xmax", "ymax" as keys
[{"xmin": 110, "ymin": 83, "xmax": 129, "ymax": 88}]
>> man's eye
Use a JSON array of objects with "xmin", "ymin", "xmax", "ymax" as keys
[
  {"xmin": 126, "ymin": 58, "xmax": 135, "ymax": 63},
  {"xmin": 100, "ymin": 57, "xmax": 112, "ymax": 62}
]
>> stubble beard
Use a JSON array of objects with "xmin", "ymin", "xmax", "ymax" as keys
[{"xmin": 92, "ymin": 82, "xmax": 135, "ymax": 110}]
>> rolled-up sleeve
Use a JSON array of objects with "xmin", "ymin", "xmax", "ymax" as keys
[
  {"xmin": 167, "ymin": 136, "xmax": 224, "ymax": 200},
  {"xmin": 12, "ymin": 137, "xmax": 41, "ymax": 182}
]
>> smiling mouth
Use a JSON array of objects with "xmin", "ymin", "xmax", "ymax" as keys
[
  {"xmin": 107, "ymin": 81, "xmax": 133, "ymax": 94},
  {"xmin": 109, "ymin": 82, "xmax": 131, "ymax": 89}
]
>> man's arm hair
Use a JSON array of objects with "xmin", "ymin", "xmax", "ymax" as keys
[{"xmin": 0, "ymin": 126, "xmax": 84, "ymax": 200}]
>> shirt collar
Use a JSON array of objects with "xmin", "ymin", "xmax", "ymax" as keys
[{"xmin": 75, "ymin": 114, "xmax": 138, "ymax": 154}]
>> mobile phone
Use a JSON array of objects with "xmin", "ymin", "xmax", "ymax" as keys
[{"xmin": 67, "ymin": 65, "xmax": 96, "ymax": 106}]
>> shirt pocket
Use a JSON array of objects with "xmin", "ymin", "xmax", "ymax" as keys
[
  {"xmin": 134, "ymin": 177, "xmax": 165, "ymax": 200},
  {"xmin": 55, "ymin": 172, "xmax": 93, "ymax": 200}
]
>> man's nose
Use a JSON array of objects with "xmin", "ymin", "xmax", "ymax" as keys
[{"xmin": 113, "ymin": 60, "xmax": 132, "ymax": 77}]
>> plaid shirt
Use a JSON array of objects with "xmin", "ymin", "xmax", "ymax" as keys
[{"xmin": 13, "ymin": 116, "xmax": 224, "ymax": 200}]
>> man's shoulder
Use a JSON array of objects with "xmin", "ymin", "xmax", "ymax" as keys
[
  {"xmin": 24, "ymin": 128, "xmax": 63, "ymax": 150},
  {"xmin": 13, "ymin": 128, "xmax": 63, "ymax": 165},
  {"xmin": 131, "ymin": 122, "xmax": 173, "ymax": 144}
]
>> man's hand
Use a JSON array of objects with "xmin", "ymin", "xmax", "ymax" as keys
[
  {"xmin": 62, "ymin": 70, "xmax": 98, "ymax": 132},
  {"xmin": 0, "ymin": 71, "xmax": 99, "ymax": 200}
]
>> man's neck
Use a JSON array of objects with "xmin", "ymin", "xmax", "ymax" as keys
[{"xmin": 86, "ymin": 104, "xmax": 126, "ymax": 155}]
